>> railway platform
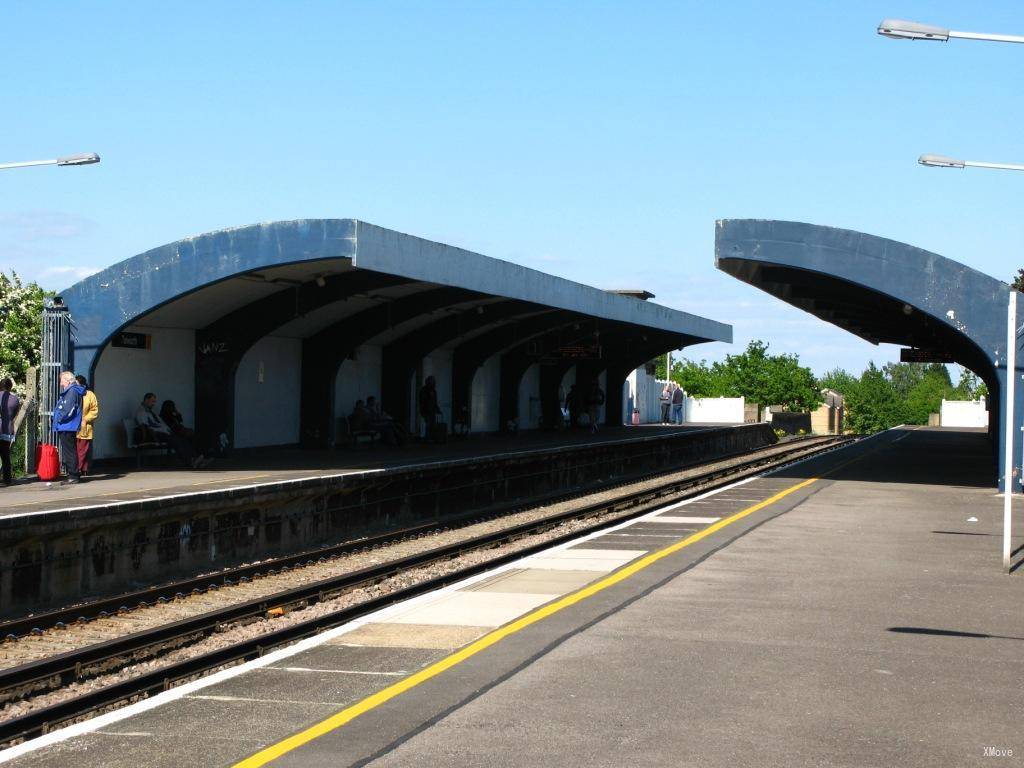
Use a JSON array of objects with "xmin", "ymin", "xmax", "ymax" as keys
[
  {"xmin": 4, "ymin": 426, "xmax": 1019, "ymax": 767},
  {"xmin": 0, "ymin": 423, "xmax": 775, "ymax": 617},
  {"xmin": 0, "ymin": 425, "xmax": 714, "ymax": 518}
]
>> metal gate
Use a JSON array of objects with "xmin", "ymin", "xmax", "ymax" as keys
[{"xmin": 39, "ymin": 298, "xmax": 73, "ymax": 444}]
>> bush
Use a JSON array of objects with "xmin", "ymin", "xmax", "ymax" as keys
[{"xmin": 9, "ymin": 434, "xmax": 27, "ymax": 479}]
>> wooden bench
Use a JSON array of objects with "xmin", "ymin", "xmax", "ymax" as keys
[
  {"xmin": 123, "ymin": 418, "xmax": 171, "ymax": 468},
  {"xmin": 335, "ymin": 416, "xmax": 380, "ymax": 448}
]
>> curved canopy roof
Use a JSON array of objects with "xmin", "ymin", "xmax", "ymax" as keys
[
  {"xmin": 62, "ymin": 219, "xmax": 731, "ymax": 359},
  {"xmin": 715, "ymin": 219, "xmax": 1010, "ymax": 388}
]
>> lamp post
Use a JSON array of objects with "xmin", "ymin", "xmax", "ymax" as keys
[
  {"xmin": 917, "ymin": 152, "xmax": 1024, "ymax": 572},
  {"xmin": 878, "ymin": 19, "xmax": 1024, "ymax": 44},
  {"xmin": 0, "ymin": 153, "xmax": 100, "ymax": 171},
  {"xmin": 880, "ymin": 15, "xmax": 1024, "ymax": 571},
  {"xmin": 919, "ymin": 154, "xmax": 1024, "ymax": 173}
]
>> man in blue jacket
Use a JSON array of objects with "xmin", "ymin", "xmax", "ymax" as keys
[{"xmin": 53, "ymin": 370, "xmax": 85, "ymax": 483}]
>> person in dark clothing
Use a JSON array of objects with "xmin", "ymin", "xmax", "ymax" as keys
[
  {"xmin": 159, "ymin": 400, "xmax": 194, "ymax": 438},
  {"xmin": 671, "ymin": 383, "xmax": 685, "ymax": 425},
  {"xmin": 659, "ymin": 383, "xmax": 672, "ymax": 424},
  {"xmin": 418, "ymin": 376, "xmax": 442, "ymax": 439},
  {"xmin": 565, "ymin": 385, "xmax": 579, "ymax": 428},
  {"xmin": 135, "ymin": 393, "xmax": 207, "ymax": 468},
  {"xmin": 0, "ymin": 378, "xmax": 21, "ymax": 486},
  {"xmin": 350, "ymin": 400, "xmax": 372, "ymax": 431},
  {"xmin": 53, "ymin": 371, "xmax": 85, "ymax": 483},
  {"xmin": 366, "ymin": 396, "xmax": 404, "ymax": 446}
]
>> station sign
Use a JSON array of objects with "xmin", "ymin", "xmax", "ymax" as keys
[
  {"xmin": 111, "ymin": 331, "xmax": 151, "ymax": 350},
  {"xmin": 899, "ymin": 348, "xmax": 953, "ymax": 364},
  {"xmin": 542, "ymin": 344, "xmax": 602, "ymax": 361}
]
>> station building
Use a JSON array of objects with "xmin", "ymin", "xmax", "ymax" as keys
[{"xmin": 61, "ymin": 219, "xmax": 731, "ymax": 459}]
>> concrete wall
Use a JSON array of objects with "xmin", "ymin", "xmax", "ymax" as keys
[
  {"xmin": 92, "ymin": 326, "xmax": 196, "ymax": 459},
  {"xmin": 941, "ymin": 398, "xmax": 987, "ymax": 428},
  {"xmin": 234, "ymin": 336, "xmax": 302, "ymax": 449},
  {"xmin": 471, "ymin": 354, "xmax": 501, "ymax": 432},
  {"xmin": 624, "ymin": 370, "xmax": 667, "ymax": 424},
  {"xmin": 334, "ymin": 344, "xmax": 383, "ymax": 439},
  {"xmin": 685, "ymin": 396, "xmax": 744, "ymax": 424},
  {"xmin": 518, "ymin": 363, "xmax": 542, "ymax": 430},
  {"xmin": 767, "ymin": 410, "xmax": 812, "ymax": 435},
  {"xmin": 811, "ymin": 404, "xmax": 844, "ymax": 434}
]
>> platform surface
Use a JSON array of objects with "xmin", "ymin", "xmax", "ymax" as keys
[
  {"xmin": 0, "ymin": 424, "xmax": 714, "ymax": 519},
  {"xmin": 6, "ymin": 427, "xmax": 1022, "ymax": 768}
]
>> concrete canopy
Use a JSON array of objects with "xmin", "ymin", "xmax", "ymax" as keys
[
  {"xmin": 715, "ymin": 219, "xmax": 1018, "ymax": 489},
  {"xmin": 61, "ymin": 219, "xmax": 731, "ymax": 451}
]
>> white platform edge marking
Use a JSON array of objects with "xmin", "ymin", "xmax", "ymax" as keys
[
  {"xmin": 0, "ymin": 431, "xmax": 879, "ymax": 763},
  {"xmin": 648, "ymin": 516, "xmax": 721, "ymax": 524}
]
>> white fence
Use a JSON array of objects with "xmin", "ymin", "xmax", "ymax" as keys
[
  {"xmin": 684, "ymin": 396, "xmax": 744, "ymax": 424},
  {"xmin": 622, "ymin": 367, "xmax": 745, "ymax": 425},
  {"xmin": 623, "ymin": 369, "xmax": 665, "ymax": 423},
  {"xmin": 940, "ymin": 397, "xmax": 987, "ymax": 428}
]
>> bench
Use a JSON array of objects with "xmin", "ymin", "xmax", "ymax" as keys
[
  {"xmin": 123, "ymin": 418, "xmax": 171, "ymax": 468},
  {"xmin": 335, "ymin": 416, "xmax": 380, "ymax": 448}
]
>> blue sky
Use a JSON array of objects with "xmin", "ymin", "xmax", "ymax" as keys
[{"xmin": 2, "ymin": 1, "xmax": 1022, "ymax": 376}]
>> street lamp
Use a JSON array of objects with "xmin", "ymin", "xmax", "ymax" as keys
[
  {"xmin": 918, "ymin": 150, "xmax": 1023, "ymax": 572},
  {"xmin": 884, "ymin": 14, "xmax": 1024, "ymax": 572},
  {"xmin": 0, "ymin": 152, "xmax": 100, "ymax": 171},
  {"xmin": 878, "ymin": 18, "xmax": 1024, "ymax": 44},
  {"xmin": 919, "ymin": 154, "xmax": 1024, "ymax": 172}
]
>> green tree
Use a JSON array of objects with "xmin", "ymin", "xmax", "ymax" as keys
[
  {"xmin": 0, "ymin": 271, "xmax": 47, "ymax": 385},
  {"xmin": 651, "ymin": 354, "xmax": 671, "ymax": 380},
  {"xmin": 818, "ymin": 367, "xmax": 858, "ymax": 397},
  {"xmin": 902, "ymin": 366, "xmax": 953, "ymax": 424},
  {"xmin": 882, "ymin": 362, "xmax": 926, "ymax": 399},
  {"xmin": 953, "ymin": 367, "xmax": 988, "ymax": 399},
  {"xmin": 1012, "ymin": 269, "xmax": 1024, "ymax": 292},
  {"xmin": 845, "ymin": 362, "xmax": 904, "ymax": 433},
  {"xmin": 718, "ymin": 340, "xmax": 822, "ymax": 413},
  {"xmin": 669, "ymin": 358, "xmax": 733, "ymax": 397}
]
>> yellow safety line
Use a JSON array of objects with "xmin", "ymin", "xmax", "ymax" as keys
[{"xmin": 233, "ymin": 474, "xmax": 819, "ymax": 767}]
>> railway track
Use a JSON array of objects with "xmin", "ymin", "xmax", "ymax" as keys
[{"xmin": 0, "ymin": 434, "xmax": 853, "ymax": 747}]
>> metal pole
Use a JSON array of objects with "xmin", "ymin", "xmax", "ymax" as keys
[
  {"xmin": 1004, "ymin": 291, "xmax": 1016, "ymax": 572},
  {"xmin": 0, "ymin": 159, "xmax": 57, "ymax": 171},
  {"xmin": 963, "ymin": 160, "xmax": 1024, "ymax": 172},
  {"xmin": 950, "ymin": 29, "xmax": 1024, "ymax": 44}
]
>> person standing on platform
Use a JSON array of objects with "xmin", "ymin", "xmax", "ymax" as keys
[
  {"xmin": 565, "ymin": 384, "xmax": 579, "ymax": 428},
  {"xmin": 0, "ymin": 378, "xmax": 21, "ymax": 487},
  {"xmin": 671, "ymin": 382, "xmax": 685, "ymax": 425},
  {"xmin": 53, "ymin": 371, "xmax": 85, "ymax": 484},
  {"xmin": 75, "ymin": 375, "xmax": 99, "ymax": 477},
  {"xmin": 659, "ymin": 383, "xmax": 672, "ymax": 424}
]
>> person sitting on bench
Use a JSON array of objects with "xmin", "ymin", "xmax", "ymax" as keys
[
  {"xmin": 350, "ymin": 400, "xmax": 373, "ymax": 432},
  {"xmin": 135, "ymin": 393, "xmax": 209, "ymax": 468},
  {"xmin": 366, "ymin": 396, "xmax": 404, "ymax": 446}
]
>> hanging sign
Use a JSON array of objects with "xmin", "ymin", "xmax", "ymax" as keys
[
  {"xmin": 899, "ymin": 348, "xmax": 953, "ymax": 363},
  {"xmin": 111, "ymin": 331, "xmax": 151, "ymax": 350}
]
